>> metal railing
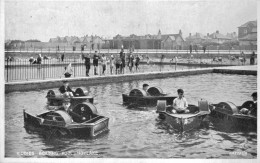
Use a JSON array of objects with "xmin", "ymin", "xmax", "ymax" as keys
[{"xmin": 5, "ymin": 50, "xmax": 257, "ymax": 82}]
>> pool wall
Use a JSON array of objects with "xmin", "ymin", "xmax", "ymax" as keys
[{"xmin": 5, "ymin": 66, "xmax": 257, "ymax": 93}]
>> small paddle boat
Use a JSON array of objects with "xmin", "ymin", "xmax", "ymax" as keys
[
  {"xmin": 209, "ymin": 101, "xmax": 257, "ymax": 131},
  {"xmin": 122, "ymin": 87, "xmax": 176, "ymax": 107},
  {"xmin": 46, "ymin": 88, "xmax": 94, "ymax": 110},
  {"xmin": 156, "ymin": 100, "xmax": 210, "ymax": 132},
  {"xmin": 24, "ymin": 102, "xmax": 109, "ymax": 138}
]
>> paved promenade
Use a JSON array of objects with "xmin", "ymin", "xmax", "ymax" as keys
[{"xmin": 5, "ymin": 65, "xmax": 257, "ymax": 93}]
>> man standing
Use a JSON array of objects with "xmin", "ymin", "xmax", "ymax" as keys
[
  {"xmin": 93, "ymin": 51, "xmax": 99, "ymax": 75},
  {"xmin": 189, "ymin": 45, "xmax": 193, "ymax": 53},
  {"xmin": 83, "ymin": 53, "xmax": 91, "ymax": 76}
]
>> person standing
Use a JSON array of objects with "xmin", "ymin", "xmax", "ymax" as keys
[
  {"xmin": 250, "ymin": 51, "xmax": 256, "ymax": 65},
  {"xmin": 189, "ymin": 44, "xmax": 193, "ymax": 53},
  {"xmin": 203, "ymin": 46, "xmax": 206, "ymax": 53},
  {"xmin": 109, "ymin": 54, "xmax": 115, "ymax": 75},
  {"xmin": 135, "ymin": 54, "xmax": 140, "ymax": 72},
  {"xmin": 61, "ymin": 53, "xmax": 65, "ymax": 62},
  {"xmin": 93, "ymin": 51, "xmax": 99, "ymax": 75},
  {"xmin": 101, "ymin": 54, "xmax": 107, "ymax": 75},
  {"xmin": 128, "ymin": 52, "xmax": 134, "ymax": 73},
  {"xmin": 115, "ymin": 53, "xmax": 122, "ymax": 74},
  {"xmin": 36, "ymin": 54, "xmax": 42, "ymax": 64},
  {"xmin": 83, "ymin": 53, "xmax": 91, "ymax": 76},
  {"xmin": 120, "ymin": 51, "xmax": 126, "ymax": 74}
]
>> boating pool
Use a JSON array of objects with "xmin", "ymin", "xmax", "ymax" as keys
[{"xmin": 5, "ymin": 73, "xmax": 257, "ymax": 158}]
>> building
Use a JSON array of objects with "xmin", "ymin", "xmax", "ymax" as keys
[
  {"xmin": 161, "ymin": 30, "xmax": 184, "ymax": 50},
  {"xmin": 208, "ymin": 30, "xmax": 232, "ymax": 44},
  {"xmin": 238, "ymin": 20, "xmax": 257, "ymax": 48},
  {"xmin": 110, "ymin": 29, "xmax": 184, "ymax": 50},
  {"xmin": 185, "ymin": 33, "xmax": 206, "ymax": 45}
]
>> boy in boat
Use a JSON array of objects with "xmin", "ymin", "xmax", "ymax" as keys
[
  {"xmin": 240, "ymin": 92, "xmax": 257, "ymax": 116},
  {"xmin": 59, "ymin": 80, "xmax": 74, "ymax": 97},
  {"xmin": 171, "ymin": 89, "xmax": 189, "ymax": 114},
  {"xmin": 58, "ymin": 98, "xmax": 71, "ymax": 113},
  {"xmin": 143, "ymin": 84, "xmax": 151, "ymax": 96}
]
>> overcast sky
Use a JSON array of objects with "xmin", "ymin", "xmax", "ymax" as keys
[{"xmin": 5, "ymin": 0, "xmax": 257, "ymax": 42}]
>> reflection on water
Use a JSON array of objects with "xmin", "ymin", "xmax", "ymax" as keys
[{"xmin": 5, "ymin": 73, "xmax": 257, "ymax": 158}]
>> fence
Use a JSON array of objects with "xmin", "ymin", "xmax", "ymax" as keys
[{"xmin": 5, "ymin": 50, "xmax": 257, "ymax": 82}]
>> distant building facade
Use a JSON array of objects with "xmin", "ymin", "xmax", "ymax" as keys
[
  {"xmin": 238, "ymin": 20, "xmax": 257, "ymax": 48},
  {"xmin": 110, "ymin": 30, "xmax": 184, "ymax": 50}
]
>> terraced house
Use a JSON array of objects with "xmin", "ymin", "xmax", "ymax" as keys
[{"xmin": 238, "ymin": 20, "xmax": 257, "ymax": 49}]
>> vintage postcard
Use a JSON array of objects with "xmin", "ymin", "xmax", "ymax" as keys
[{"xmin": 1, "ymin": 0, "xmax": 258, "ymax": 162}]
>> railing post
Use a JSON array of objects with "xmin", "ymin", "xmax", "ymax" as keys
[{"xmin": 6, "ymin": 59, "xmax": 8, "ymax": 82}]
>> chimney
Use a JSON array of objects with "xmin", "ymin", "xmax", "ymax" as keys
[
  {"xmin": 189, "ymin": 33, "xmax": 191, "ymax": 37},
  {"xmin": 216, "ymin": 30, "xmax": 219, "ymax": 34},
  {"xmin": 179, "ymin": 29, "xmax": 182, "ymax": 36}
]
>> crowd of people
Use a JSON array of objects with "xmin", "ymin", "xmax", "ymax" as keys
[
  {"xmin": 23, "ymin": 49, "xmax": 257, "ymax": 78},
  {"xmin": 80, "ymin": 49, "xmax": 142, "ymax": 77}
]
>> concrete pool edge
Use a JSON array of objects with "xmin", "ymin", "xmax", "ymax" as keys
[{"xmin": 5, "ymin": 66, "xmax": 257, "ymax": 93}]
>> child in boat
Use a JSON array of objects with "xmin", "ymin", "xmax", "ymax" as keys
[
  {"xmin": 58, "ymin": 98, "xmax": 71, "ymax": 113},
  {"xmin": 171, "ymin": 89, "xmax": 189, "ymax": 114},
  {"xmin": 143, "ymin": 84, "xmax": 151, "ymax": 96},
  {"xmin": 59, "ymin": 80, "xmax": 74, "ymax": 97},
  {"xmin": 240, "ymin": 92, "xmax": 257, "ymax": 116}
]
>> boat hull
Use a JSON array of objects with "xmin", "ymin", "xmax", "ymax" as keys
[
  {"xmin": 122, "ymin": 94, "xmax": 175, "ymax": 107},
  {"xmin": 210, "ymin": 109, "xmax": 256, "ymax": 131},
  {"xmin": 158, "ymin": 111, "xmax": 209, "ymax": 132},
  {"xmin": 23, "ymin": 110, "xmax": 109, "ymax": 138}
]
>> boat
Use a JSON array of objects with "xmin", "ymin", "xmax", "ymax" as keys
[
  {"xmin": 209, "ymin": 101, "xmax": 257, "ymax": 131},
  {"xmin": 46, "ymin": 88, "xmax": 94, "ymax": 110},
  {"xmin": 23, "ymin": 102, "xmax": 109, "ymax": 138},
  {"xmin": 156, "ymin": 100, "xmax": 210, "ymax": 132},
  {"xmin": 122, "ymin": 87, "xmax": 176, "ymax": 107}
]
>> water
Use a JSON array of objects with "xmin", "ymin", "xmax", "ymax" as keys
[{"xmin": 5, "ymin": 73, "xmax": 257, "ymax": 158}]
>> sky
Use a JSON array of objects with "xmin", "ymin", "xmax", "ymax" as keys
[{"xmin": 4, "ymin": 0, "xmax": 257, "ymax": 42}]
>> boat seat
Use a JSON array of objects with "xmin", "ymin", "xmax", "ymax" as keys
[
  {"xmin": 198, "ymin": 100, "xmax": 209, "ymax": 112},
  {"xmin": 147, "ymin": 87, "xmax": 164, "ymax": 96},
  {"xmin": 70, "ymin": 103, "xmax": 98, "ymax": 123},
  {"xmin": 129, "ymin": 89, "xmax": 147, "ymax": 97}
]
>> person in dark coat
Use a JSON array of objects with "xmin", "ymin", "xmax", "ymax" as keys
[
  {"xmin": 240, "ymin": 92, "xmax": 257, "ymax": 117},
  {"xmin": 120, "ymin": 50, "xmax": 125, "ymax": 74},
  {"xmin": 59, "ymin": 80, "xmax": 75, "ymax": 97},
  {"xmin": 135, "ymin": 55, "xmax": 140, "ymax": 72},
  {"xmin": 203, "ymin": 46, "xmax": 206, "ymax": 53},
  {"xmin": 250, "ymin": 51, "xmax": 256, "ymax": 65},
  {"xmin": 189, "ymin": 45, "xmax": 192, "ymax": 53},
  {"xmin": 36, "ymin": 54, "xmax": 42, "ymax": 64},
  {"xmin": 93, "ymin": 51, "xmax": 99, "ymax": 75},
  {"xmin": 61, "ymin": 53, "xmax": 65, "ymax": 62},
  {"xmin": 83, "ymin": 53, "xmax": 91, "ymax": 76}
]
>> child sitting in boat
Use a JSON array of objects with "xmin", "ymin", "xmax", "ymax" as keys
[
  {"xmin": 59, "ymin": 80, "xmax": 74, "ymax": 97},
  {"xmin": 171, "ymin": 89, "xmax": 189, "ymax": 114},
  {"xmin": 143, "ymin": 84, "xmax": 151, "ymax": 96},
  {"xmin": 240, "ymin": 92, "xmax": 257, "ymax": 116},
  {"xmin": 58, "ymin": 98, "xmax": 71, "ymax": 113}
]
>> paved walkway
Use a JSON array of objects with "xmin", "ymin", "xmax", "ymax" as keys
[{"xmin": 215, "ymin": 65, "xmax": 257, "ymax": 71}]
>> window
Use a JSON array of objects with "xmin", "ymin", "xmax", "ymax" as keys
[{"xmin": 244, "ymin": 29, "xmax": 247, "ymax": 34}]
